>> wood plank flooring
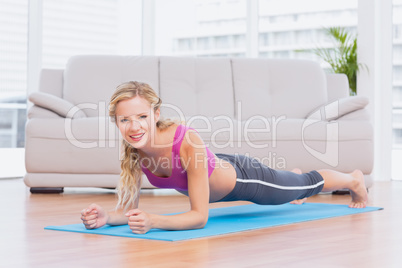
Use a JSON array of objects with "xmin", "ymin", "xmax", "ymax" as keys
[{"xmin": 0, "ymin": 178, "xmax": 401, "ymax": 267}]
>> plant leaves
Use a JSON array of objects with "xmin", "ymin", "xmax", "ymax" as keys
[{"xmin": 312, "ymin": 26, "xmax": 366, "ymax": 95}]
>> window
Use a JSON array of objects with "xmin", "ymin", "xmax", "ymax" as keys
[
  {"xmin": 258, "ymin": 0, "xmax": 358, "ymax": 62},
  {"xmin": 393, "ymin": 66, "xmax": 402, "ymax": 83},
  {"xmin": 154, "ymin": 0, "xmax": 247, "ymax": 57},
  {"xmin": 175, "ymin": 38, "xmax": 195, "ymax": 52},
  {"xmin": 0, "ymin": 0, "xmax": 28, "ymax": 178},
  {"xmin": 0, "ymin": 0, "xmax": 142, "ymax": 178},
  {"xmin": 42, "ymin": 0, "xmax": 142, "ymax": 69},
  {"xmin": 197, "ymin": 37, "xmax": 211, "ymax": 50},
  {"xmin": 393, "ymin": 0, "xmax": 402, "ymax": 180},
  {"xmin": 0, "ymin": 0, "xmax": 28, "ymax": 148},
  {"xmin": 233, "ymin": 34, "xmax": 245, "ymax": 48}
]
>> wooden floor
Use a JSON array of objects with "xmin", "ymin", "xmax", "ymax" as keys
[{"xmin": 1, "ymin": 178, "xmax": 401, "ymax": 268}]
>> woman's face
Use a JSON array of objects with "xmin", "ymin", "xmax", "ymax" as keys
[{"xmin": 115, "ymin": 96, "xmax": 160, "ymax": 149}]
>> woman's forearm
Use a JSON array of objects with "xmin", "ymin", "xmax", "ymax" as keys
[
  {"xmin": 149, "ymin": 210, "xmax": 208, "ymax": 231},
  {"xmin": 106, "ymin": 210, "xmax": 129, "ymax": 226}
]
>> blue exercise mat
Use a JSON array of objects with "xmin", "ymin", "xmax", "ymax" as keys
[{"xmin": 45, "ymin": 203, "xmax": 382, "ymax": 242}]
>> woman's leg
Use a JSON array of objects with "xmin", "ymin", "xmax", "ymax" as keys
[
  {"xmin": 317, "ymin": 169, "xmax": 368, "ymax": 208},
  {"xmin": 216, "ymin": 155, "xmax": 324, "ymax": 205},
  {"xmin": 289, "ymin": 168, "xmax": 308, "ymax": 205},
  {"xmin": 290, "ymin": 168, "xmax": 368, "ymax": 208},
  {"xmin": 217, "ymin": 154, "xmax": 367, "ymax": 208}
]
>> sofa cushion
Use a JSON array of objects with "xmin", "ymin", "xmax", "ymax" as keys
[
  {"xmin": 25, "ymin": 117, "xmax": 373, "ymax": 174},
  {"xmin": 63, "ymin": 55, "xmax": 160, "ymax": 117},
  {"xmin": 26, "ymin": 117, "xmax": 372, "ymax": 149},
  {"xmin": 187, "ymin": 118, "xmax": 373, "ymax": 171},
  {"xmin": 159, "ymin": 57, "xmax": 235, "ymax": 118},
  {"xmin": 232, "ymin": 58, "xmax": 328, "ymax": 119},
  {"xmin": 186, "ymin": 118, "xmax": 373, "ymax": 145},
  {"xmin": 26, "ymin": 117, "xmax": 119, "ymax": 141}
]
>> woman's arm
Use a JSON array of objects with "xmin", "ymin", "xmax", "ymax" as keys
[
  {"xmin": 126, "ymin": 130, "xmax": 210, "ymax": 234},
  {"xmin": 106, "ymin": 209, "xmax": 129, "ymax": 226},
  {"xmin": 108, "ymin": 193, "xmax": 140, "ymax": 225},
  {"xmin": 81, "ymin": 195, "xmax": 139, "ymax": 228}
]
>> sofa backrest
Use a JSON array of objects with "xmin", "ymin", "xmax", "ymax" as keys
[
  {"xmin": 62, "ymin": 55, "xmax": 330, "ymax": 119},
  {"xmin": 232, "ymin": 58, "xmax": 327, "ymax": 119},
  {"xmin": 63, "ymin": 55, "xmax": 160, "ymax": 117},
  {"xmin": 159, "ymin": 57, "xmax": 235, "ymax": 119},
  {"xmin": 326, "ymin": 73, "xmax": 349, "ymax": 102}
]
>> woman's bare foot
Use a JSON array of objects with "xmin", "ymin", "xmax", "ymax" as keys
[
  {"xmin": 348, "ymin": 169, "xmax": 368, "ymax": 208},
  {"xmin": 290, "ymin": 197, "xmax": 307, "ymax": 205},
  {"xmin": 289, "ymin": 168, "xmax": 308, "ymax": 205}
]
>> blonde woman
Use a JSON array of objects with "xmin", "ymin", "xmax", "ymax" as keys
[{"xmin": 80, "ymin": 81, "xmax": 368, "ymax": 234}]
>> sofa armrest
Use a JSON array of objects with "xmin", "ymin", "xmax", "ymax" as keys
[
  {"xmin": 336, "ymin": 108, "xmax": 371, "ymax": 121},
  {"xmin": 27, "ymin": 105, "xmax": 63, "ymax": 119},
  {"xmin": 306, "ymin": 96, "xmax": 369, "ymax": 121},
  {"xmin": 28, "ymin": 92, "xmax": 87, "ymax": 119}
]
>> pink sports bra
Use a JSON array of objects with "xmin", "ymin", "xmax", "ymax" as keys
[{"xmin": 140, "ymin": 124, "xmax": 216, "ymax": 191}]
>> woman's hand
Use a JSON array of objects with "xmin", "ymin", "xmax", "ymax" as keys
[
  {"xmin": 126, "ymin": 209, "xmax": 153, "ymax": 234},
  {"xmin": 80, "ymin": 203, "xmax": 108, "ymax": 229}
]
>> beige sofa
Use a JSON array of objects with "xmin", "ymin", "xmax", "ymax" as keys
[{"xmin": 24, "ymin": 55, "xmax": 373, "ymax": 193}]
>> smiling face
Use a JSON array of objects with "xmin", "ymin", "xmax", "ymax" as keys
[{"xmin": 115, "ymin": 96, "xmax": 160, "ymax": 150}]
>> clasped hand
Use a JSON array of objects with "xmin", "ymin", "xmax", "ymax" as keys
[
  {"xmin": 81, "ymin": 204, "xmax": 152, "ymax": 234},
  {"xmin": 80, "ymin": 203, "xmax": 108, "ymax": 229},
  {"xmin": 126, "ymin": 209, "xmax": 152, "ymax": 234}
]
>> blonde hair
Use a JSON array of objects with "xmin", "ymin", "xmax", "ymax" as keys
[{"xmin": 109, "ymin": 81, "xmax": 176, "ymax": 211}]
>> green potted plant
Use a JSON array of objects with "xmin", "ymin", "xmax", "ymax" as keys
[{"xmin": 313, "ymin": 27, "xmax": 366, "ymax": 96}]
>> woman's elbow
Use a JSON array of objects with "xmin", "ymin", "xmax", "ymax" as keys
[{"xmin": 194, "ymin": 215, "xmax": 208, "ymax": 229}]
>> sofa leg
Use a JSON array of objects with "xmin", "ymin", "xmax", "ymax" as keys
[
  {"xmin": 332, "ymin": 189, "xmax": 350, "ymax": 195},
  {"xmin": 30, "ymin": 187, "xmax": 64, "ymax": 194},
  {"xmin": 332, "ymin": 187, "xmax": 369, "ymax": 195}
]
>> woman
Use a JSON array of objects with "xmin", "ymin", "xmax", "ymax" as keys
[{"xmin": 81, "ymin": 81, "xmax": 368, "ymax": 234}]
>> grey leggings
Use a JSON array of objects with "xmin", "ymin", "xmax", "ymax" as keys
[{"xmin": 216, "ymin": 153, "xmax": 324, "ymax": 205}]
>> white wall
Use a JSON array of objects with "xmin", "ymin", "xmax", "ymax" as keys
[{"xmin": 358, "ymin": 0, "xmax": 393, "ymax": 181}]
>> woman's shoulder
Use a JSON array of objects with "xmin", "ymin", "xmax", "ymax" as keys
[
  {"xmin": 180, "ymin": 126, "xmax": 205, "ymax": 151},
  {"xmin": 161, "ymin": 121, "xmax": 202, "ymax": 147}
]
